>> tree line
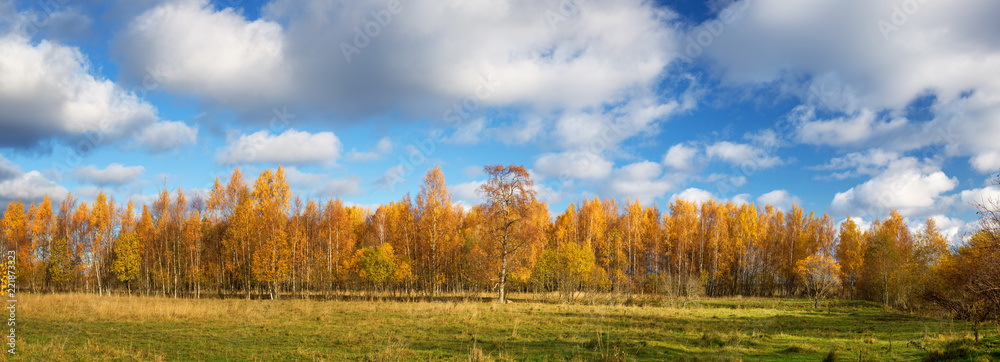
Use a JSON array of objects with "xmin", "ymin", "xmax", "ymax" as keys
[{"xmin": 1, "ymin": 165, "xmax": 997, "ymax": 326}]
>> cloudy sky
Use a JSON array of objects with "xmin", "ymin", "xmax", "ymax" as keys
[{"xmin": 1, "ymin": 0, "xmax": 999, "ymax": 243}]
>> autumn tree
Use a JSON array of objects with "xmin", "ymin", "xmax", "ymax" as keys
[
  {"xmin": 835, "ymin": 216, "xmax": 864, "ymax": 299},
  {"xmin": 416, "ymin": 166, "xmax": 459, "ymax": 295},
  {"xmin": 351, "ymin": 243, "xmax": 410, "ymax": 294},
  {"xmin": 70, "ymin": 200, "xmax": 90, "ymax": 291},
  {"xmin": 182, "ymin": 209, "xmax": 204, "ymax": 298},
  {"xmin": 31, "ymin": 196, "xmax": 54, "ymax": 291},
  {"xmin": 319, "ymin": 198, "xmax": 357, "ymax": 293},
  {"xmin": 859, "ymin": 210, "xmax": 913, "ymax": 308},
  {"xmin": 113, "ymin": 230, "xmax": 141, "ymax": 294},
  {"xmin": 531, "ymin": 240, "xmax": 595, "ymax": 301},
  {"xmin": 2, "ymin": 201, "xmax": 30, "ymax": 291},
  {"xmin": 250, "ymin": 167, "xmax": 291, "ymax": 299},
  {"xmin": 795, "ymin": 252, "xmax": 841, "ymax": 308},
  {"xmin": 926, "ymin": 179, "xmax": 1000, "ymax": 342},
  {"xmin": 478, "ymin": 165, "xmax": 541, "ymax": 303},
  {"xmin": 135, "ymin": 205, "xmax": 155, "ymax": 294},
  {"xmin": 218, "ymin": 168, "xmax": 254, "ymax": 298},
  {"xmin": 90, "ymin": 191, "xmax": 115, "ymax": 296},
  {"xmin": 666, "ymin": 199, "xmax": 699, "ymax": 296}
]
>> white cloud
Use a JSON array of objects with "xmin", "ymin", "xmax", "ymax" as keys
[
  {"xmin": 117, "ymin": 0, "xmax": 289, "ymax": 109},
  {"xmin": 0, "ymin": 171, "xmax": 67, "ymax": 204},
  {"xmin": 705, "ymin": 0, "xmax": 1000, "ymax": 110},
  {"xmin": 0, "ymin": 33, "xmax": 158, "ymax": 148},
  {"xmin": 701, "ymin": 0, "xmax": 1000, "ymax": 173},
  {"xmin": 346, "ymin": 136, "xmax": 393, "ymax": 162},
  {"xmin": 958, "ymin": 185, "xmax": 1000, "ymax": 210},
  {"xmin": 706, "ymin": 141, "xmax": 782, "ymax": 168},
  {"xmin": 812, "ymin": 149, "xmax": 901, "ymax": 178},
  {"xmin": 794, "ymin": 108, "xmax": 907, "ymax": 147},
  {"xmin": 135, "ymin": 120, "xmax": 198, "ymax": 152},
  {"xmin": 452, "ymin": 180, "xmax": 485, "ymax": 203},
  {"xmin": 73, "ymin": 164, "xmax": 145, "ymax": 186},
  {"xmin": 830, "ymin": 156, "xmax": 958, "ymax": 217},
  {"xmin": 553, "ymin": 96, "xmax": 685, "ymax": 152},
  {"xmin": 662, "ymin": 143, "xmax": 699, "ymax": 170},
  {"xmin": 608, "ymin": 161, "xmax": 674, "ymax": 203},
  {"xmin": 532, "ymin": 181, "xmax": 562, "ymax": 205},
  {"xmin": 670, "ymin": 188, "xmax": 714, "ymax": 204},
  {"xmin": 534, "ymin": 151, "xmax": 613, "ymax": 180},
  {"xmin": 756, "ymin": 189, "xmax": 801, "ymax": 212},
  {"xmin": 731, "ymin": 193, "xmax": 753, "ymax": 206},
  {"xmin": 215, "ymin": 129, "xmax": 342, "ymax": 165},
  {"xmin": 970, "ymin": 151, "xmax": 1000, "ymax": 173},
  {"xmin": 117, "ymin": 0, "xmax": 681, "ymax": 119}
]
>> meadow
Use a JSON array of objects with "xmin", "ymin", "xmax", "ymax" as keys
[{"xmin": 8, "ymin": 293, "xmax": 998, "ymax": 361}]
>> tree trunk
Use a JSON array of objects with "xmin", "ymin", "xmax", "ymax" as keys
[
  {"xmin": 974, "ymin": 320, "xmax": 980, "ymax": 343},
  {"xmin": 498, "ymin": 246, "xmax": 508, "ymax": 303},
  {"xmin": 96, "ymin": 263, "xmax": 103, "ymax": 296}
]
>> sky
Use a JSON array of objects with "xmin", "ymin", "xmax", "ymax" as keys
[{"xmin": 1, "ymin": 0, "xmax": 999, "ymax": 244}]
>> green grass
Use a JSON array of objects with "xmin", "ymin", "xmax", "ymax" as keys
[{"xmin": 10, "ymin": 293, "xmax": 1000, "ymax": 360}]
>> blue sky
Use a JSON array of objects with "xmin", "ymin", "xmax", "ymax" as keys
[{"xmin": 1, "ymin": 0, "xmax": 999, "ymax": 243}]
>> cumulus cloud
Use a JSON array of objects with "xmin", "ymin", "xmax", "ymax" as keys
[
  {"xmin": 73, "ymin": 164, "xmax": 145, "ymax": 186},
  {"xmin": 756, "ymin": 189, "xmax": 801, "ymax": 212},
  {"xmin": 607, "ymin": 161, "xmax": 675, "ymax": 203},
  {"xmin": 662, "ymin": 143, "xmax": 699, "ymax": 170},
  {"xmin": 811, "ymin": 148, "xmax": 901, "ymax": 179},
  {"xmin": 958, "ymin": 185, "xmax": 1000, "ymax": 210},
  {"xmin": 534, "ymin": 151, "xmax": 613, "ymax": 180},
  {"xmin": 0, "ymin": 170, "xmax": 67, "ymax": 205},
  {"xmin": 794, "ymin": 108, "xmax": 907, "ymax": 147},
  {"xmin": 215, "ymin": 129, "xmax": 342, "ymax": 165},
  {"xmin": 670, "ymin": 188, "xmax": 715, "ymax": 204},
  {"xmin": 970, "ymin": 150, "xmax": 1000, "ymax": 173},
  {"xmin": 701, "ymin": 0, "xmax": 1000, "ymax": 174},
  {"xmin": 0, "ymin": 33, "xmax": 158, "ymax": 148},
  {"xmin": 117, "ymin": 0, "xmax": 290, "ymax": 110},
  {"xmin": 115, "ymin": 0, "xmax": 681, "ymax": 119},
  {"xmin": 830, "ymin": 156, "xmax": 958, "ymax": 217},
  {"xmin": 731, "ymin": 193, "xmax": 753, "ymax": 206},
  {"xmin": 452, "ymin": 180, "xmax": 485, "ymax": 203}
]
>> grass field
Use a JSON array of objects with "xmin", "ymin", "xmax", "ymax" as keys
[{"xmin": 12, "ymin": 293, "xmax": 1000, "ymax": 361}]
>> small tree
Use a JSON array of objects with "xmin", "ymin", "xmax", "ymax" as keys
[
  {"xmin": 532, "ymin": 242, "xmax": 596, "ymax": 301},
  {"xmin": 47, "ymin": 237, "xmax": 73, "ymax": 292},
  {"xmin": 795, "ymin": 253, "xmax": 841, "ymax": 308},
  {"xmin": 112, "ymin": 230, "xmax": 141, "ymax": 295},
  {"xmin": 354, "ymin": 243, "xmax": 410, "ymax": 294}
]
